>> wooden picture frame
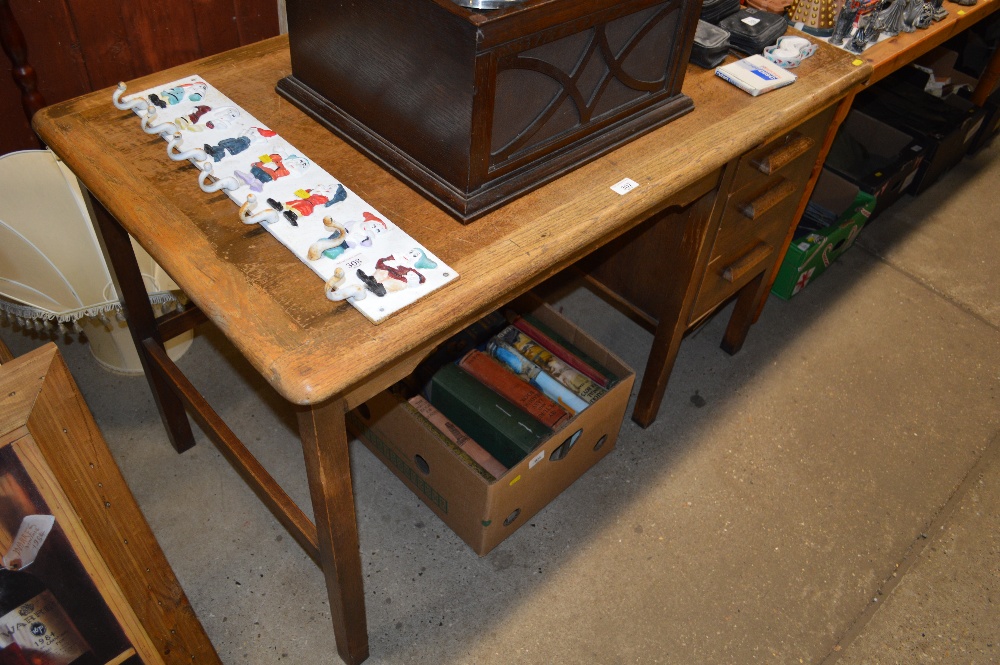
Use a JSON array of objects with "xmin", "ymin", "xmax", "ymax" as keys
[{"xmin": 0, "ymin": 342, "xmax": 219, "ymax": 664}]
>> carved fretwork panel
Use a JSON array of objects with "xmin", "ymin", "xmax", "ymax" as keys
[
  {"xmin": 280, "ymin": 0, "xmax": 698, "ymax": 221},
  {"xmin": 490, "ymin": 2, "xmax": 682, "ymax": 172}
]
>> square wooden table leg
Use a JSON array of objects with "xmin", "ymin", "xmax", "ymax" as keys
[
  {"xmin": 86, "ymin": 191, "xmax": 196, "ymax": 453},
  {"xmin": 719, "ymin": 270, "xmax": 768, "ymax": 356},
  {"xmin": 298, "ymin": 399, "xmax": 370, "ymax": 665},
  {"xmin": 631, "ymin": 166, "xmax": 739, "ymax": 428}
]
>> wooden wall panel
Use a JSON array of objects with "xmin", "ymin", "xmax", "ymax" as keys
[
  {"xmin": 0, "ymin": 0, "xmax": 38, "ymax": 153},
  {"xmin": 0, "ymin": 0, "xmax": 280, "ymax": 155},
  {"xmin": 235, "ymin": 0, "xmax": 281, "ymax": 46},
  {"xmin": 64, "ymin": 0, "xmax": 139, "ymax": 90},
  {"xmin": 193, "ymin": 0, "xmax": 243, "ymax": 57},
  {"xmin": 119, "ymin": 1, "xmax": 203, "ymax": 74},
  {"xmin": 8, "ymin": 0, "xmax": 90, "ymax": 108}
]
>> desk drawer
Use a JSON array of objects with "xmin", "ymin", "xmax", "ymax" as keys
[
  {"xmin": 731, "ymin": 107, "xmax": 833, "ymax": 196},
  {"xmin": 712, "ymin": 176, "xmax": 800, "ymax": 261},
  {"xmin": 688, "ymin": 106, "xmax": 835, "ymax": 324},
  {"xmin": 689, "ymin": 180, "xmax": 801, "ymax": 322}
]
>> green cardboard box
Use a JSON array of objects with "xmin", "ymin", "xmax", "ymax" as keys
[{"xmin": 772, "ymin": 169, "xmax": 876, "ymax": 299}]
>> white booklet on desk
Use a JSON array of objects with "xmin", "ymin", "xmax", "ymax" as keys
[
  {"xmin": 716, "ymin": 55, "xmax": 798, "ymax": 96},
  {"xmin": 119, "ymin": 75, "xmax": 458, "ymax": 324}
]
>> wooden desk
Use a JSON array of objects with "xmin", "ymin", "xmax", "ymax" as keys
[{"xmin": 33, "ymin": 36, "xmax": 866, "ymax": 663}]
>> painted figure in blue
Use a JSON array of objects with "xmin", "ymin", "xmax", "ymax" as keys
[
  {"xmin": 149, "ymin": 81, "xmax": 208, "ymax": 108},
  {"xmin": 405, "ymin": 247, "xmax": 438, "ymax": 270},
  {"xmin": 203, "ymin": 126, "xmax": 277, "ymax": 162},
  {"xmin": 307, "ymin": 212, "xmax": 388, "ymax": 261}
]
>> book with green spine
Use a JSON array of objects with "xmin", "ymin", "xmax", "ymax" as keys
[{"xmin": 427, "ymin": 363, "xmax": 550, "ymax": 468}]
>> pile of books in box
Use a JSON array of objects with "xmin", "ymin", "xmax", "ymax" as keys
[{"xmin": 400, "ymin": 310, "xmax": 620, "ymax": 479}]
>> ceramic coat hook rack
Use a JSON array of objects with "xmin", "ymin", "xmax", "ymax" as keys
[{"xmin": 111, "ymin": 78, "xmax": 458, "ymax": 324}]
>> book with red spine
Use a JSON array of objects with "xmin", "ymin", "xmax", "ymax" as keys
[
  {"xmin": 407, "ymin": 395, "xmax": 508, "ymax": 479},
  {"xmin": 458, "ymin": 350, "xmax": 569, "ymax": 430}
]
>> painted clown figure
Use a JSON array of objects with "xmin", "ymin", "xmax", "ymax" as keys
[
  {"xmin": 266, "ymin": 183, "xmax": 347, "ymax": 225},
  {"xmin": 203, "ymin": 126, "xmax": 278, "ymax": 162},
  {"xmin": 149, "ymin": 81, "xmax": 208, "ymax": 108},
  {"xmin": 235, "ymin": 152, "xmax": 311, "ymax": 192},
  {"xmin": 174, "ymin": 104, "xmax": 212, "ymax": 131},
  {"xmin": 357, "ymin": 247, "xmax": 439, "ymax": 295}
]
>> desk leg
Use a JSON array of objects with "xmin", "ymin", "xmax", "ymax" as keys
[
  {"xmin": 298, "ymin": 399, "xmax": 370, "ymax": 665},
  {"xmin": 720, "ymin": 270, "xmax": 768, "ymax": 356},
  {"xmin": 631, "ymin": 171, "xmax": 736, "ymax": 428},
  {"xmin": 87, "ymin": 192, "xmax": 196, "ymax": 453},
  {"xmin": 972, "ymin": 44, "xmax": 1000, "ymax": 107}
]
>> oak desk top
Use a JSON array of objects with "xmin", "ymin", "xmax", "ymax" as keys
[{"xmin": 34, "ymin": 35, "xmax": 869, "ymax": 406}]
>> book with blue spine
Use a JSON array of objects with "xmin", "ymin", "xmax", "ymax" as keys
[
  {"xmin": 486, "ymin": 338, "xmax": 590, "ymax": 416},
  {"xmin": 494, "ymin": 326, "xmax": 608, "ymax": 404}
]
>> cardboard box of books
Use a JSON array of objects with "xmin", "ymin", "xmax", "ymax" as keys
[
  {"xmin": 771, "ymin": 169, "xmax": 876, "ymax": 300},
  {"xmin": 348, "ymin": 295, "xmax": 634, "ymax": 556}
]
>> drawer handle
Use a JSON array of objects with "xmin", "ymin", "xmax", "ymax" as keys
[
  {"xmin": 723, "ymin": 243, "xmax": 773, "ymax": 283},
  {"xmin": 752, "ymin": 134, "xmax": 815, "ymax": 175},
  {"xmin": 738, "ymin": 179, "xmax": 798, "ymax": 221}
]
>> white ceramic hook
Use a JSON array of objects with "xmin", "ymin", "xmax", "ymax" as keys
[
  {"xmin": 112, "ymin": 82, "xmax": 148, "ymax": 113},
  {"xmin": 198, "ymin": 162, "xmax": 240, "ymax": 194},
  {"xmin": 141, "ymin": 106, "xmax": 176, "ymax": 137},
  {"xmin": 237, "ymin": 194, "xmax": 279, "ymax": 225},
  {"xmin": 166, "ymin": 132, "xmax": 209, "ymax": 162},
  {"xmin": 324, "ymin": 268, "xmax": 367, "ymax": 302}
]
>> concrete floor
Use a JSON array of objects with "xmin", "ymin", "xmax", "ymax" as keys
[{"xmin": 2, "ymin": 139, "xmax": 999, "ymax": 664}]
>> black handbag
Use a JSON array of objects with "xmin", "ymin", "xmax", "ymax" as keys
[
  {"xmin": 719, "ymin": 8, "xmax": 789, "ymax": 54},
  {"xmin": 700, "ymin": 0, "xmax": 742, "ymax": 24},
  {"xmin": 690, "ymin": 20, "xmax": 732, "ymax": 69}
]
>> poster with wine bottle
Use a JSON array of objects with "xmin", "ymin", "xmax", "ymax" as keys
[
  {"xmin": 0, "ymin": 448, "xmax": 138, "ymax": 665},
  {"xmin": 0, "ymin": 344, "xmax": 220, "ymax": 664}
]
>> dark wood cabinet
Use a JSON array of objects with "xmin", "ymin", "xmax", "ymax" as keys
[{"xmin": 278, "ymin": 0, "xmax": 700, "ymax": 221}]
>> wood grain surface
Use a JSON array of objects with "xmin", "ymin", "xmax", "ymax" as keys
[{"xmin": 33, "ymin": 34, "xmax": 869, "ymax": 406}]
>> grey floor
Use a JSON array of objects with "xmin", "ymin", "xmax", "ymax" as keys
[{"xmin": 3, "ymin": 138, "xmax": 999, "ymax": 664}]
